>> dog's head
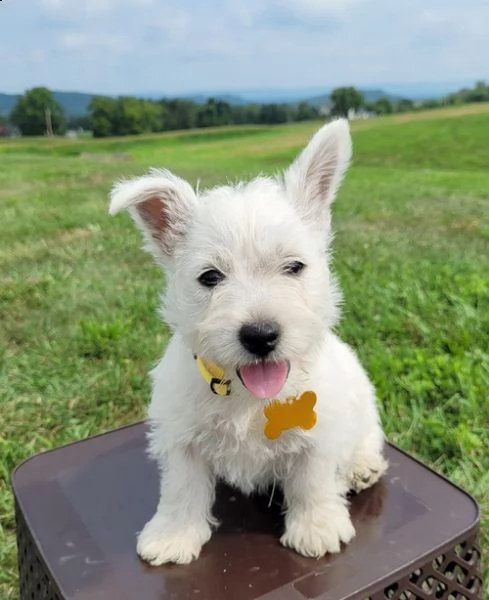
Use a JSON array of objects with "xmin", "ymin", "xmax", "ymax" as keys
[{"xmin": 110, "ymin": 119, "xmax": 351, "ymax": 399}]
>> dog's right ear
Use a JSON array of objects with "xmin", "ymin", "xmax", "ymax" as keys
[
  {"xmin": 109, "ymin": 168, "xmax": 197, "ymax": 263},
  {"xmin": 283, "ymin": 119, "xmax": 352, "ymax": 233}
]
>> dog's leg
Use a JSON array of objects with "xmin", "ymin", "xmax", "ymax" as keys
[
  {"xmin": 346, "ymin": 430, "xmax": 388, "ymax": 493},
  {"xmin": 137, "ymin": 447, "xmax": 216, "ymax": 565},
  {"xmin": 281, "ymin": 452, "xmax": 355, "ymax": 558}
]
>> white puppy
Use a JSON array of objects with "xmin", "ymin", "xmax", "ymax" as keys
[{"xmin": 109, "ymin": 119, "xmax": 388, "ymax": 565}]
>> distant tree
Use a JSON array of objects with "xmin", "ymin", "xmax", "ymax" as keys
[
  {"xmin": 10, "ymin": 87, "xmax": 66, "ymax": 136},
  {"xmin": 445, "ymin": 81, "xmax": 489, "ymax": 106},
  {"xmin": 195, "ymin": 103, "xmax": 214, "ymax": 128},
  {"xmin": 113, "ymin": 97, "xmax": 162, "ymax": 135},
  {"xmin": 214, "ymin": 100, "xmax": 233, "ymax": 125},
  {"xmin": 420, "ymin": 99, "xmax": 442, "ymax": 110},
  {"xmin": 113, "ymin": 97, "xmax": 143, "ymax": 135},
  {"xmin": 195, "ymin": 98, "xmax": 233, "ymax": 128},
  {"xmin": 466, "ymin": 81, "xmax": 489, "ymax": 103},
  {"xmin": 371, "ymin": 97, "xmax": 394, "ymax": 115},
  {"xmin": 161, "ymin": 99, "xmax": 197, "ymax": 130},
  {"xmin": 395, "ymin": 98, "xmax": 414, "ymax": 113},
  {"xmin": 330, "ymin": 87, "xmax": 364, "ymax": 118},
  {"xmin": 294, "ymin": 101, "xmax": 320, "ymax": 121},
  {"xmin": 243, "ymin": 104, "xmax": 261, "ymax": 124},
  {"xmin": 141, "ymin": 99, "xmax": 164, "ymax": 132},
  {"xmin": 259, "ymin": 103, "xmax": 288, "ymax": 124},
  {"xmin": 445, "ymin": 93, "xmax": 464, "ymax": 106},
  {"xmin": 89, "ymin": 96, "xmax": 117, "ymax": 138},
  {"xmin": 230, "ymin": 105, "xmax": 247, "ymax": 124},
  {"xmin": 66, "ymin": 115, "xmax": 91, "ymax": 130},
  {"xmin": 89, "ymin": 96, "xmax": 162, "ymax": 137}
]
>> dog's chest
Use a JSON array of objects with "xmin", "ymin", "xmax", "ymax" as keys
[{"xmin": 193, "ymin": 402, "xmax": 308, "ymax": 493}]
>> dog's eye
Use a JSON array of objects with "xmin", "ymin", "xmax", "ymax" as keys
[
  {"xmin": 198, "ymin": 269, "xmax": 226, "ymax": 288},
  {"xmin": 284, "ymin": 261, "xmax": 306, "ymax": 275}
]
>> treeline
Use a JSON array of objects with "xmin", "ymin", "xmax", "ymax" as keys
[
  {"xmin": 88, "ymin": 96, "xmax": 320, "ymax": 138},
  {"xmin": 328, "ymin": 86, "xmax": 421, "ymax": 117},
  {"xmin": 446, "ymin": 81, "xmax": 489, "ymax": 105},
  {"xmin": 4, "ymin": 81, "xmax": 489, "ymax": 137},
  {"xmin": 330, "ymin": 81, "xmax": 489, "ymax": 117},
  {"xmin": 398, "ymin": 81, "xmax": 489, "ymax": 112}
]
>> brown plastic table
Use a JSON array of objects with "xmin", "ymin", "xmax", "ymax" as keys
[{"xmin": 13, "ymin": 422, "xmax": 483, "ymax": 600}]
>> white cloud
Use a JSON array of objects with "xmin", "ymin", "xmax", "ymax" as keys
[
  {"xmin": 57, "ymin": 31, "xmax": 132, "ymax": 56},
  {"xmin": 40, "ymin": 0, "xmax": 63, "ymax": 9},
  {"xmin": 230, "ymin": 0, "xmax": 364, "ymax": 26},
  {"xmin": 148, "ymin": 12, "xmax": 190, "ymax": 42},
  {"xmin": 420, "ymin": 5, "xmax": 489, "ymax": 36},
  {"xmin": 275, "ymin": 0, "xmax": 363, "ymax": 20},
  {"xmin": 40, "ymin": 0, "xmax": 116, "ymax": 18},
  {"xmin": 228, "ymin": 2, "xmax": 256, "ymax": 28},
  {"xmin": 57, "ymin": 32, "xmax": 87, "ymax": 50},
  {"xmin": 30, "ymin": 50, "xmax": 46, "ymax": 64}
]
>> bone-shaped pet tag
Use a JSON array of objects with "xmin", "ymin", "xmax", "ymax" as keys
[{"xmin": 264, "ymin": 391, "xmax": 317, "ymax": 440}]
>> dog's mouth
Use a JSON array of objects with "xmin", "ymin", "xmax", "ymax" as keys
[{"xmin": 237, "ymin": 360, "xmax": 290, "ymax": 399}]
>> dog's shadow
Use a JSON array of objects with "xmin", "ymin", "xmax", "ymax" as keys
[
  {"xmin": 213, "ymin": 478, "xmax": 387, "ymax": 537},
  {"xmin": 213, "ymin": 481, "xmax": 286, "ymax": 536}
]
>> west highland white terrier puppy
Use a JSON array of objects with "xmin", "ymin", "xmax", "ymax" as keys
[{"xmin": 109, "ymin": 119, "xmax": 388, "ymax": 565}]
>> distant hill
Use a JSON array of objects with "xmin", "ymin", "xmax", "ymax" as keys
[
  {"xmin": 165, "ymin": 94, "xmax": 249, "ymax": 105},
  {"xmin": 0, "ymin": 91, "xmax": 98, "ymax": 117},
  {"xmin": 305, "ymin": 89, "xmax": 403, "ymax": 108},
  {"xmin": 0, "ymin": 90, "xmax": 250, "ymax": 116},
  {"xmin": 156, "ymin": 89, "xmax": 403, "ymax": 107},
  {"xmin": 370, "ymin": 80, "xmax": 479, "ymax": 100},
  {"xmin": 52, "ymin": 91, "xmax": 96, "ymax": 116},
  {"xmin": 0, "ymin": 93, "xmax": 18, "ymax": 115}
]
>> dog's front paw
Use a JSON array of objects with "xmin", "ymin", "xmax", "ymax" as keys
[
  {"xmin": 137, "ymin": 515, "xmax": 212, "ymax": 566},
  {"xmin": 281, "ymin": 505, "xmax": 355, "ymax": 558},
  {"xmin": 348, "ymin": 452, "xmax": 388, "ymax": 493}
]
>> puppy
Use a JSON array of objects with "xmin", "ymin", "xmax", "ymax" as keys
[{"xmin": 109, "ymin": 119, "xmax": 388, "ymax": 565}]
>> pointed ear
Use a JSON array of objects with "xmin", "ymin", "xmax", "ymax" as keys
[
  {"xmin": 109, "ymin": 168, "xmax": 197, "ymax": 264},
  {"xmin": 283, "ymin": 119, "xmax": 352, "ymax": 231}
]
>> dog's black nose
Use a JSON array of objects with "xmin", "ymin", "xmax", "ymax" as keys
[{"xmin": 239, "ymin": 321, "xmax": 280, "ymax": 357}]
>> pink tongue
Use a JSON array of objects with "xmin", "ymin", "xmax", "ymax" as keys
[{"xmin": 239, "ymin": 362, "xmax": 289, "ymax": 399}]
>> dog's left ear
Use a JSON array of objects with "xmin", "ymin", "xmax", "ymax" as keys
[{"xmin": 283, "ymin": 118, "xmax": 352, "ymax": 232}]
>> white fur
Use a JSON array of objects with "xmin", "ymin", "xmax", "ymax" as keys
[{"xmin": 109, "ymin": 119, "xmax": 388, "ymax": 565}]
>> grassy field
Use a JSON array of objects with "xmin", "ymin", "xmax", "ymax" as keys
[{"xmin": 1, "ymin": 105, "xmax": 488, "ymax": 598}]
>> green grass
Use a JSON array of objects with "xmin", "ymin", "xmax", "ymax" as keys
[{"xmin": 1, "ymin": 105, "xmax": 488, "ymax": 598}]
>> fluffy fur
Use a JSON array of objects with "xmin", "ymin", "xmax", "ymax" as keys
[{"xmin": 109, "ymin": 119, "xmax": 388, "ymax": 565}]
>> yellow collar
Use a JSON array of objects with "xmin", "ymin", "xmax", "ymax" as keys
[
  {"xmin": 194, "ymin": 355, "xmax": 231, "ymax": 396},
  {"xmin": 194, "ymin": 355, "xmax": 317, "ymax": 439}
]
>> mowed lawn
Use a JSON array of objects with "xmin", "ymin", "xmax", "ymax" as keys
[{"xmin": 1, "ymin": 105, "xmax": 488, "ymax": 597}]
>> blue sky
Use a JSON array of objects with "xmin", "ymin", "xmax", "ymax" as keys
[{"xmin": 1, "ymin": 0, "xmax": 488, "ymax": 95}]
